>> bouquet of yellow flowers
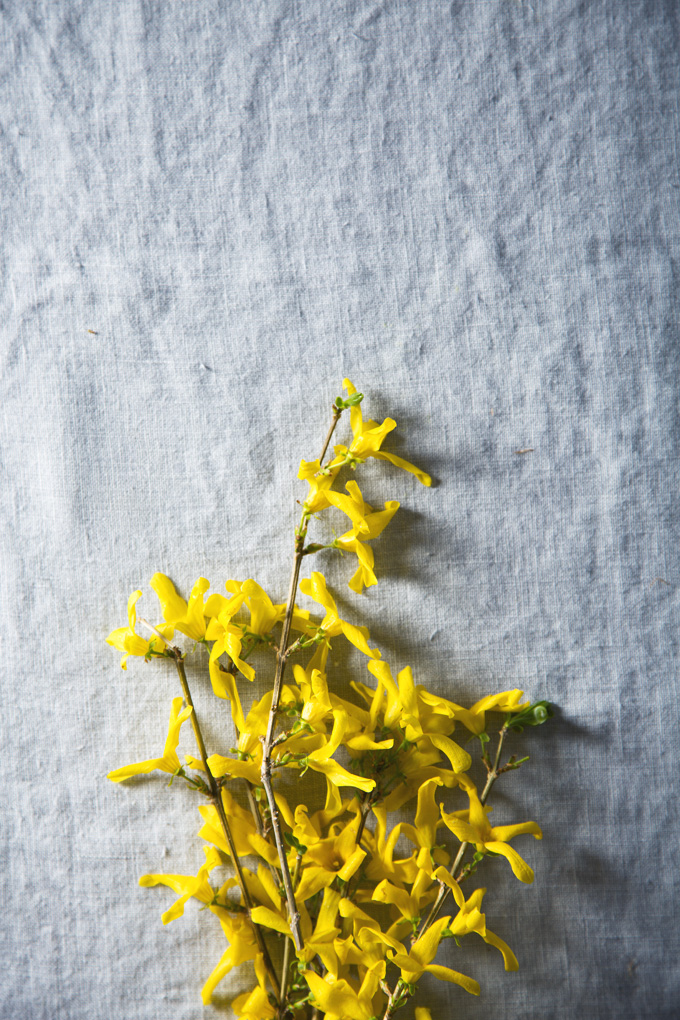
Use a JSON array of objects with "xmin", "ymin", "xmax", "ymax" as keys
[{"xmin": 106, "ymin": 380, "xmax": 551, "ymax": 1019}]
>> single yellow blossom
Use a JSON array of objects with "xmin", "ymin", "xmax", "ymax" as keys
[
  {"xmin": 139, "ymin": 845, "xmax": 224, "ymax": 924},
  {"xmin": 107, "ymin": 697, "xmax": 192, "ymax": 782},
  {"xmin": 338, "ymin": 896, "xmax": 381, "ymax": 939},
  {"xmin": 332, "ymin": 378, "xmax": 431, "ymax": 486},
  {"xmin": 225, "ymin": 578, "xmax": 313, "ymax": 637},
  {"xmin": 304, "ymin": 968, "xmax": 382, "ymax": 1020},
  {"xmin": 202, "ymin": 686, "xmax": 300, "ymax": 786},
  {"xmin": 243, "ymin": 863, "xmax": 285, "ymax": 916},
  {"xmin": 381, "ymin": 742, "xmax": 460, "ymax": 813},
  {"xmin": 293, "ymin": 663, "xmax": 333, "ymax": 728},
  {"xmin": 252, "ymin": 887, "xmax": 343, "ymax": 978},
  {"xmin": 202, "ymin": 931, "xmax": 262, "ymax": 1006},
  {"xmin": 324, "ymin": 478, "xmax": 375, "ymax": 535},
  {"xmin": 371, "ymin": 868, "xmax": 436, "ymax": 923},
  {"xmin": 204, "ymin": 588, "xmax": 255, "ymax": 680},
  {"xmin": 334, "ymin": 934, "xmax": 389, "ymax": 986},
  {"xmin": 106, "ymin": 590, "xmax": 173, "ymax": 669},
  {"xmin": 299, "ymin": 456, "xmax": 343, "ymax": 515},
  {"xmin": 229, "ymin": 967, "xmax": 277, "ymax": 1020},
  {"xmin": 198, "ymin": 787, "xmax": 279, "ymax": 866},
  {"xmin": 440, "ymin": 777, "xmax": 542, "ymax": 883},
  {"xmin": 299, "ymin": 571, "xmax": 380, "ymax": 661},
  {"xmin": 423, "ymin": 688, "xmax": 529, "ymax": 736},
  {"xmin": 149, "ymin": 573, "xmax": 210, "ymax": 641},
  {"xmin": 433, "ymin": 868, "xmax": 518, "ymax": 970},
  {"xmin": 395, "ymin": 777, "xmax": 449, "ymax": 874},
  {"xmin": 329, "ymin": 481, "xmax": 400, "ymax": 592},
  {"xmin": 295, "ymin": 815, "xmax": 367, "ymax": 901},
  {"xmin": 362, "ymin": 805, "xmax": 419, "ymax": 887},
  {"xmin": 366, "ymin": 660, "xmax": 471, "ymax": 774},
  {"xmin": 370, "ymin": 915, "xmax": 480, "ymax": 995},
  {"xmin": 295, "ymin": 709, "xmax": 377, "ymax": 793}
]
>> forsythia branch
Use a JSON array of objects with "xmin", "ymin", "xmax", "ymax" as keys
[{"xmin": 106, "ymin": 380, "xmax": 552, "ymax": 1020}]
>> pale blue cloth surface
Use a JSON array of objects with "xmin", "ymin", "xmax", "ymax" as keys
[{"xmin": 1, "ymin": 2, "xmax": 679, "ymax": 1018}]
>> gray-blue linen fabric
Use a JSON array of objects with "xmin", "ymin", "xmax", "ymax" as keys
[{"xmin": 1, "ymin": 1, "xmax": 678, "ymax": 1018}]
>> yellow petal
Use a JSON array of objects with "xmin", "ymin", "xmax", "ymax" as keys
[
  {"xmin": 373, "ymin": 450, "xmax": 431, "ymax": 486},
  {"xmin": 491, "ymin": 821, "xmax": 542, "ymax": 843},
  {"xmin": 306, "ymin": 756, "xmax": 376, "ymax": 793},
  {"xmin": 250, "ymin": 905, "xmax": 292, "ymax": 937},
  {"xmin": 428, "ymin": 734, "xmax": 472, "ymax": 774},
  {"xmin": 150, "ymin": 573, "xmax": 187, "ymax": 626},
  {"xmin": 485, "ymin": 841, "xmax": 535, "ymax": 883},
  {"xmin": 425, "ymin": 964, "xmax": 480, "ymax": 995},
  {"xmin": 411, "ymin": 915, "xmax": 451, "ymax": 967},
  {"xmin": 484, "ymin": 928, "xmax": 519, "ymax": 971},
  {"xmin": 439, "ymin": 809, "xmax": 479, "ymax": 845},
  {"xmin": 107, "ymin": 756, "xmax": 167, "ymax": 782}
]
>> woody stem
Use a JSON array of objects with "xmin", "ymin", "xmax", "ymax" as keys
[
  {"xmin": 171, "ymin": 652, "xmax": 280, "ymax": 1000},
  {"xmin": 318, "ymin": 405, "xmax": 342, "ymax": 464},
  {"xmin": 260, "ymin": 406, "xmax": 344, "ymax": 953},
  {"xmin": 381, "ymin": 978, "xmax": 409, "ymax": 1020},
  {"xmin": 279, "ymin": 854, "xmax": 303, "ymax": 1017},
  {"xmin": 355, "ymin": 794, "xmax": 372, "ymax": 847}
]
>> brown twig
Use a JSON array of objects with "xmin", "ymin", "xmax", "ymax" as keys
[
  {"xmin": 260, "ymin": 406, "xmax": 345, "ymax": 955},
  {"xmin": 318, "ymin": 405, "xmax": 342, "ymax": 464},
  {"xmin": 163, "ymin": 646, "xmax": 280, "ymax": 1000},
  {"xmin": 380, "ymin": 978, "xmax": 409, "ymax": 1020},
  {"xmin": 279, "ymin": 853, "xmax": 303, "ymax": 1017}
]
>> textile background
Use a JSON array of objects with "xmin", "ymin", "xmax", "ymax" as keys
[{"xmin": 1, "ymin": 1, "xmax": 678, "ymax": 1017}]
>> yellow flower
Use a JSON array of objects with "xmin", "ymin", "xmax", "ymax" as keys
[
  {"xmin": 229, "ymin": 971, "xmax": 276, "ymax": 1020},
  {"xmin": 333, "ymin": 379, "xmax": 431, "ymax": 486},
  {"xmin": 295, "ymin": 816, "xmax": 367, "ymax": 901},
  {"xmin": 202, "ymin": 929, "xmax": 262, "ymax": 1006},
  {"xmin": 433, "ymin": 868, "xmax": 518, "ymax": 971},
  {"xmin": 362, "ymin": 805, "xmax": 419, "ymax": 887},
  {"xmin": 295, "ymin": 710, "xmax": 377, "ymax": 793},
  {"xmin": 106, "ymin": 590, "xmax": 173, "ymax": 669},
  {"xmin": 107, "ymin": 697, "xmax": 192, "ymax": 782},
  {"xmin": 427, "ymin": 689, "xmax": 529, "ymax": 736},
  {"xmin": 288, "ymin": 786, "xmax": 350, "ymax": 856},
  {"xmin": 440, "ymin": 777, "xmax": 542, "ymax": 883},
  {"xmin": 293, "ymin": 664, "xmax": 333, "ymax": 728},
  {"xmin": 149, "ymin": 573, "xmax": 211, "ymax": 641},
  {"xmin": 201, "ymin": 685, "xmax": 301, "ymax": 786},
  {"xmin": 225, "ymin": 578, "xmax": 313, "ymax": 637},
  {"xmin": 395, "ymin": 777, "xmax": 449, "ymax": 874},
  {"xmin": 204, "ymin": 587, "xmax": 255, "ymax": 681},
  {"xmin": 329, "ymin": 481, "xmax": 400, "ymax": 593},
  {"xmin": 299, "ymin": 456, "xmax": 343, "ymax": 515},
  {"xmin": 366, "ymin": 660, "xmax": 472, "ymax": 774},
  {"xmin": 252, "ymin": 886, "xmax": 344, "ymax": 978},
  {"xmin": 304, "ymin": 968, "xmax": 382, "ymax": 1020},
  {"xmin": 371, "ymin": 868, "xmax": 436, "ymax": 923},
  {"xmin": 338, "ymin": 896, "xmax": 381, "ymax": 940},
  {"xmin": 299, "ymin": 571, "xmax": 380, "ymax": 662},
  {"xmin": 369, "ymin": 915, "xmax": 480, "ymax": 995},
  {"xmin": 139, "ymin": 845, "xmax": 224, "ymax": 923},
  {"xmin": 198, "ymin": 787, "xmax": 279, "ymax": 866},
  {"xmin": 204, "ymin": 580, "xmax": 313, "ymax": 680},
  {"xmin": 381, "ymin": 743, "xmax": 460, "ymax": 813},
  {"xmin": 324, "ymin": 478, "xmax": 376, "ymax": 535}
]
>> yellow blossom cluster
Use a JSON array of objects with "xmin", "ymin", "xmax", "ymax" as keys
[{"xmin": 106, "ymin": 381, "xmax": 549, "ymax": 1020}]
